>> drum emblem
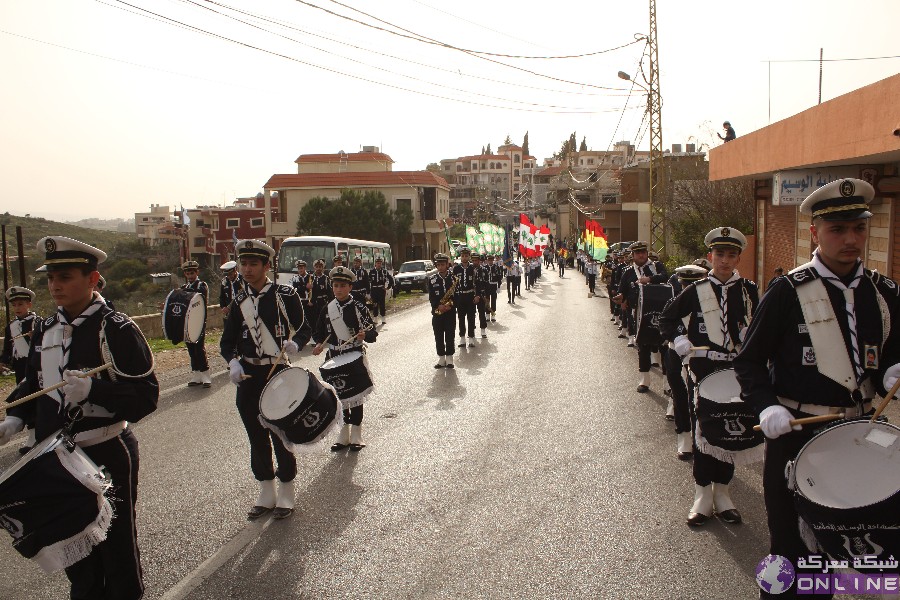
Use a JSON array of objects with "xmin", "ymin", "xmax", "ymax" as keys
[
  {"xmin": 331, "ymin": 377, "xmax": 346, "ymax": 391},
  {"xmin": 0, "ymin": 514, "xmax": 24, "ymax": 540},
  {"xmin": 302, "ymin": 411, "xmax": 321, "ymax": 428},
  {"xmin": 171, "ymin": 305, "xmax": 183, "ymax": 316},
  {"xmin": 841, "ymin": 533, "xmax": 883, "ymax": 558},
  {"xmin": 724, "ymin": 418, "xmax": 746, "ymax": 436}
]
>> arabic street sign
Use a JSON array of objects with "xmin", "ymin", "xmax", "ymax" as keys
[{"xmin": 772, "ymin": 167, "xmax": 861, "ymax": 206}]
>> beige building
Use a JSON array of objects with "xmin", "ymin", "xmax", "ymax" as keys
[
  {"xmin": 263, "ymin": 150, "xmax": 451, "ymax": 262},
  {"xmin": 135, "ymin": 204, "xmax": 180, "ymax": 246}
]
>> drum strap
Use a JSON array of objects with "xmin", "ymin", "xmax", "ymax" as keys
[
  {"xmin": 239, "ymin": 285, "xmax": 281, "ymax": 358},
  {"xmin": 696, "ymin": 280, "xmax": 728, "ymax": 349},
  {"xmin": 327, "ymin": 300, "xmax": 354, "ymax": 345},
  {"xmin": 10, "ymin": 317, "xmax": 31, "ymax": 359}
]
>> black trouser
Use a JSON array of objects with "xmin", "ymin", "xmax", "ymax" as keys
[
  {"xmin": 513, "ymin": 275, "xmax": 521, "ymax": 296},
  {"xmin": 236, "ymin": 363, "xmax": 296, "ymax": 482},
  {"xmin": 341, "ymin": 405, "xmax": 364, "ymax": 426},
  {"xmin": 587, "ymin": 274, "xmax": 596, "ymax": 294},
  {"xmin": 488, "ymin": 288, "xmax": 498, "ymax": 314},
  {"xmin": 456, "ymin": 295, "xmax": 476, "ymax": 337},
  {"xmin": 665, "ymin": 348, "xmax": 691, "ymax": 434},
  {"xmin": 637, "ymin": 343, "xmax": 657, "ymax": 372},
  {"xmin": 186, "ymin": 329, "xmax": 208, "ymax": 371},
  {"xmin": 627, "ymin": 309, "xmax": 636, "ymax": 336},
  {"xmin": 507, "ymin": 278, "xmax": 516, "ymax": 302},
  {"xmin": 370, "ymin": 288, "xmax": 387, "ymax": 318},
  {"xmin": 432, "ymin": 311, "xmax": 456, "ymax": 355},
  {"xmin": 66, "ymin": 430, "xmax": 143, "ymax": 600},
  {"xmin": 558, "ymin": 262, "xmax": 565, "ymax": 276},
  {"xmin": 686, "ymin": 366, "xmax": 735, "ymax": 487},
  {"xmin": 475, "ymin": 296, "xmax": 488, "ymax": 329}
]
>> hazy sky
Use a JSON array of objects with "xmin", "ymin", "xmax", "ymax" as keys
[{"xmin": 1, "ymin": 0, "xmax": 898, "ymax": 220}]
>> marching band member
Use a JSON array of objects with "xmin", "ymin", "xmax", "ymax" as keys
[
  {"xmin": 586, "ymin": 256, "xmax": 598, "ymax": 298},
  {"xmin": 660, "ymin": 227, "xmax": 758, "ymax": 526},
  {"xmin": 1, "ymin": 286, "xmax": 40, "ymax": 453},
  {"xmin": 611, "ymin": 251, "xmax": 627, "ymax": 330},
  {"xmin": 486, "ymin": 254, "xmax": 503, "ymax": 321},
  {"xmin": 428, "ymin": 253, "xmax": 457, "ymax": 368},
  {"xmin": 291, "ymin": 259, "xmax": 313, "ymax": 326},
  {"xmin": 734, "ymin": 180, "xmax": 900, "ymax": 597},
  {"xmin": 0, "ymin": 236, "xmax": 159, "ymax": 600},
  {"xmin": 220, "ymin": 239, "xmax": 311, "ymax": 520},
  {"xmin": 472, "ymin": 254, "xmax": 491, "ymax": 338},
  {"xmin": 309, "ymin": 258, "xmax": 332, "ymax": 326},
  {"xmin": 506, "ymin": 258, "xmax": 522, "ymax": 304},
  {"xmin": 181, "ymin": 260, "xmax": 211, "ymax": 388},
  {"xmin": 312, "ymin": 266, "xmax": 378, "ymax": 451},
  {"xmin": 369, "ymin": 256, "xmax": 395, "ymax": 324},
  {"xmin": 219, "ymin": 260, "xmax": 244, "ymax": 318},
  {"xmin": 350, "ymin": 256, "xmax": 371, "ymax": 306},
  {"xmin": 617, "ymin": 241, "xmax": 668, "ymax": 390},
  {"xmin": 453, "ymin": 247, "xmax": 477, "ymax": 347}
]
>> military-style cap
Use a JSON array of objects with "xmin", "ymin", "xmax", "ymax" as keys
[
  {"xmin": 220, "ymin": 260, "xmax": 237, "ymax": 271},
  {"xmin": 800, "ymin": 178, "xmax": 874, "ymax": 221},
  {"xmin": 295, "ymin": 259, "xmax": 307, "ymax": 267},
  {"xmin": 704, "ymin": 227, "xmax": 747, "ymax": 252},
  {"xmin": 433, "ymin": 252, "xmax": 450, "ymax": 263},
  {"xmin": 97, "ymin": 275, "xmax": 107, "ymax": 289},
  {"xmin": 329, "ymin": 266, "xmax": 356, "ymax": 283},
  {"xmin": 181, "ymin": 260, "xmax": 200, "ymax": 271},
  {"xmin": 675, "ymin": 265, "xmax": 708, "ymax": 281},
  {"xmin": 332, "ymin": 255, "xmax": 344, "ymax": 263},
  {"xmin": 375, "ymin": 256, "xmax": 384, "ymax": 263},
  {"xmin": 693, "ymin": 258, "xmax": 712, "ymax": 271},
  {"xmin": 35, "ymin": 265, "xmax": 47, "ymax": 273},
  {"xmin": 313, "ymin": 259, "xmax": 325, "ymax": 267},
  {"xmin": 458, "ymin": 246, "xmax": 471, "ymax": 255},
  {"xmin": 352, "ymin": 256, "xmax": 362, "ymax": 262},
  {"xmin": 236, "ymin": 239, "xmax": 274, "ymax": 262},
  {"xmin": 629, "ymin": 241, "xmax": 648, "ymax": 252},
  {"xmin": 37, "ymin": 236, "xmax": 107, "ymax": 270},
  {"xmin": 5, "ymin": 286, "xmax": 35, "ymax": 302}
]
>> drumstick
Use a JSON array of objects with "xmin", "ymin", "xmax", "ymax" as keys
[
  {"xmin": 752, "ymin": 413, "xmax": 845, "ymax": 431},
  {"xmin": 267, "ymin": 349, "xmax": 287, "ymax": 381},
  {"xmin": 10, "ymin": 331, "xmax": 32, "ymax": 341},
  {"xmin": 3, "ymin": 363, "xmax": 113, "ymax": 412},
  {"xmin": 870, "ymin": 376, "xmax": 900, "ymax": 423}
]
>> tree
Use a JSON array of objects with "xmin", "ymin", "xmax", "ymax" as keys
[
  {"xmin": 426, "ymin": 162, "xmax": 441, "ymax": 173},
  {"xmin": 485, "ymin": 143, "xmax": 492, "ymax": 155},
  {"xmin": 295, "ymin": 189, "xmax": 414, "ymax": 250},
  {"xmin": 668, "ymin": 178, "xmax": 755, "ymax": 259},
  {"xmin": 481, "ymin": 146, "xmax": 485, "ymax": 155},
  {"xmin": 522, "ymin": 131, "xmax": 530, "ymax": 156},
  {"xmin": 504, "ymin": 134, "xmax": 512, "ymax": 145},
  {"xmin": 553, "ymin": 132, "xmax": 578, "ymax": 160},
  {"xmin": 579, "ymin": 136, "xmax": 587, "ymax": 151}
]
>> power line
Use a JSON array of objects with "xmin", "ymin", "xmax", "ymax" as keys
[{"xmin": 764, "ymin": 54, "xmax": 900, "ymax": 63}]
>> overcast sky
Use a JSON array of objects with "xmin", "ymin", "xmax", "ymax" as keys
[{"xmin": 1, "ymin": 0, "xmax": 898, "ymax": 220}]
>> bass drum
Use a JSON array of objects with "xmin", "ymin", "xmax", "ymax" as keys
[
  {"xmin": 319, "ymin": 350, "xmax": 374, "ymax": 409},
  {"xmin": 788, "ymin": 420, "xmax": 900, "ymax": 562},
  {"xmin": 258, "ymin": 367, "xmax": 342, "ymax": 454},
  {"xmin": 694, "ymin": 368, "xmax": 764, "ymax": 465},
  {"xmin": 636, "ymin": 284, "xmax": 674, "ymax": 346},
  {"xmin": 162, "ymin": 289, "xmax": 206, "ymax": 344}
]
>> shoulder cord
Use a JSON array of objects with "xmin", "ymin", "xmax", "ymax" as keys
[
  {"xmin": 274, "ymin": 289, "xmax": 294, "ymax": 341},
  {"xmin": 100, "ymin": 316, "xmax": 156, "ymax": 380}
]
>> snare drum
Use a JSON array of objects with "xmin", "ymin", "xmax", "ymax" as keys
[
  {"xmin": 0, "ymin": 430, "xmax": 113, "ymax": 573},
  {"xmin": 162, "ymin": 289, "xmax": 206, "ymax": 344},
  {"xmin": 694, "ymin": 368, "xmax": 764, "ymax": 465},
  {"xmin": 259, "ymin": 367, "xmax": 342, "ymax": 454},
  {"xmin": 788, "ymin": 420, "xmax": 900, "ymax": 562},
  {"xmin": 319, "ymin": 350, "xmax": 374, "ymax": 409}
]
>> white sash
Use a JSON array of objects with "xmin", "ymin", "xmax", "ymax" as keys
[
  {"xmin": 696, "ymin": 280, "xmax": 725, "ymax": 348},
  {"xmin": 238, "ymin": 290, "xmax": 280, "ymax": 358},
  {"xmin": 38, "ymin": 321, "xmax": 115, "ymax": 417},
  {"xmin": 10, "ymin": 319, "xmax": 30, "ymax": 359},
  {"xmin": 326, "ymin": 300, "xmax": 354, "ymax": 345}
]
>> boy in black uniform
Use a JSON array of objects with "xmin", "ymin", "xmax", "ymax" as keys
[
  {"xmin": 291, "ymin": 259, "xmax": 313, "ymax": 327},
  {"xmin": 428, "ymin": 253, "xmax": 457, "ymax": 368},
  {"xmin": 660, "ymin": 228, "xmax": 758, "ymax": 526},
  {"xmin": 1, "ymin": 286, "xmax": 40, "ymax": 453},
  {"xmin": 181, "ymin": 260, "xmax": 211, "ymax": 388},
  {"xmin": 453, "ymin": 247, "xmax": 477, "ymax": 348},
  {"xmin": 734, "ymin": 179, "xmax": 900, "ymax": 598},
  {"xmin": 219, "ymin": 260, "xmax": 244, "ymax": 318},
  {"xmin": 616, "ymin": 241, "xmax": 669, "ymax": 390},
  {"xmin": 220, "ymin": 239, "xmax": 311, "ymax": 520},
  {"xmin": 472, "ymin": 254, "xmax": 492, "ymax": 338},
  {"xmin": 350, "ymin": 256, "xmax": 370, "ymax": 305},
  {"xmin": 309, "ymin": 259, "xmax": 332, "ymax": 326},
  {"xmin": 368, "ymin": 256, "xmax": 394, "ymax": 324},
  {"xmin": 0, "ymin": 236, "xmax": 158, "ymax": 600},
  {"xmin": 486, "ymin": 255, "xmax": 503, "ymax": 321}
]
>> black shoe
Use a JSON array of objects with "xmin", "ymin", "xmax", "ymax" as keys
[
  {"xmin": 665, "ymin": 414, "xmax": 675, "ymax": 421},
  {"xmin": 618, "ymin": 333, "xmax": 626, "ymax": 339},
  {"xmin": 686, "ymin": 512, "xmax": 710, "ymax": 527},
  {"xmin": 349, "ymin": 443, "xmax": 366, "ymax": 452},
  {"xmin": 247, "ymin": 506, "xmax": 272, "ymax": 520},
  {"xmin": 677, "ymin": 451, "xmax": 693, "ymax": 461},
  {"xmin": 187, "ymin": 381, "xmax": 201, "ymax": 387},
  {"xmin": 717, "ymin": 509, "xmax": 742, "ymax": 524},
  {"xmin": 331, "ymin": 442, "xmax": 349, "ymax": 452},
  {"xmin": 508, "ymin": 300, "xmax": 511, "ymax": 303},
  {"xmin": 17, "ymin": 447, "xmax": 31, "ymax": 456},
  {"xmin": 272, "ymin": 507, "xmax": 294, "ymax": 520},
  {"xmin": 651, "ymin": 362, "xmax": 660, "ymax": 368},
  {"xmin": 434, "ymin": 363, "xmax": 445, "ymax": 369},
  {"xmin": 458, "ymin": 342, "xmax": 467, "ymax": 348},
  {"xmin": 636, "ymin": 384, "xmax": 649, "ymax": 393},
  {"xmin": 203, "ymin": 382, "xmax": 211, "ymax": 388},
  {"xmin": 446, "ymin": 364, "xmax": 455, "ymax": 369}
]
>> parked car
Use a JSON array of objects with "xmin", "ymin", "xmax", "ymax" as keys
[{"xmin": 394, "ymin": 260, "xmax": 437, "ymax": 294}]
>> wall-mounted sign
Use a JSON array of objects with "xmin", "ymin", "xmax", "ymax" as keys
[{"xmin": 772, "ymin": 167, "xmax": 861, "ymax": 206}]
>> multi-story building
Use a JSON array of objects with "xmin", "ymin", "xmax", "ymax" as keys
[
  {"xmin": 135, "ymin": 204, "xmax": 180, "ymax": 246},
  {"xmin": 179, "ymin": 198, "xmax": 270, "ymax": 268},
  {"xmin": 263, "ymin": 148, "xmax": 451, "ymax": 263}
]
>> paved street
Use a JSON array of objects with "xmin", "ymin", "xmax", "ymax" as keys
[{"xmin": 1, "ymin": 270, "xmax": 884, "ymax": 599}]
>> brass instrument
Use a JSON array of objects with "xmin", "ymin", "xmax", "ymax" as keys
[{"xmin": 433, "ymin": 275, "xmax": 459, "ymax": 315}]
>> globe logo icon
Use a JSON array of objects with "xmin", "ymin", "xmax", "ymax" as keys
[{"xmin": 756, "ymin": 554, "xmax": 795, "ymax": 594}]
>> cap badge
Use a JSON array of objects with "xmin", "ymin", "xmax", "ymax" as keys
[
  {"xmin": 839, "ymin": 180, "xmax": 855, "ymax": 197},
  {"xmin": 721, "ymin": 227, "xmax": 730, "ymax": 237},
  {"xmin": 45, "ymin": 238, "xmax": 56, "ymax": 253},
  {"xmin": 244, "ymin": 241, "xmax": 254, "ymax": 249}
]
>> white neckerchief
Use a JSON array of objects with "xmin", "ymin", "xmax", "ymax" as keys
[
  {"xmin": 811, "ymin": 251, "xmax": 864, "ymax": 382},
  {"xmin": 707, "ymin": 272, "xmax": 741, "ymax": 350},
  {"xmin": 53, "ymin": 294, "xmax": 105, "ymax": 405}
]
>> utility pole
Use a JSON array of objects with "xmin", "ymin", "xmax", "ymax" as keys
[{"xmin": 647, "ymin": 0, "xmax": 665, "ymax": 255}]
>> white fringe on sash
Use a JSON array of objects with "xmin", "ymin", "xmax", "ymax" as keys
[
  {"xmin": 259, "ymin": 382, "xmax": 344, "ymax": 455},
  {"xmin": 693, "ymin": 430, "xmax": 765, "ymax": 466},
  {"xmin": 32, "ymin": 448, "xmax": 114, "ymax": 573}
]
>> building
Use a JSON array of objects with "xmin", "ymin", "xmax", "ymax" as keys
[
  {"xmin": 709, "ymin": 73, "xmax": 900, "ymax": 286},
  {"xmin": 135, "ymin": 204, "xmax": 180, "ymax": 246},
  {"xmin": 263, "ymin": 149, "xmax": 451, "ymax": 263},
  {"xmin": 180, "ymin": 198, "xmax": 270, "ymax": 268}
]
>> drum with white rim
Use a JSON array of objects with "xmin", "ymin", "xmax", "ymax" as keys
[
  {"xmin": 319, "ymin": 350, "xmax": 374, "ymax": 409},
  {"xmin": 694, "ymin": 368, "xmax": 764, "ymax": 465},
  {"xmin": 258, "ymin": 367, "xmax": 342, "ymax": 454},
  {"xmin": 0, "ymin": 430, "xmax": 112, "ymax": 573},
  {"xmin": 162, "ymin": 289, "xmax": 206, "ymax": 344},
  {"xmin": 788, "ymin": 419, "xmax": 900, "ymax": 562}
]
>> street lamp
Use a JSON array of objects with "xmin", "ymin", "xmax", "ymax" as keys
[{"xmin": 618, "ymin": 71, "xmax": 648, "ymax": 92}]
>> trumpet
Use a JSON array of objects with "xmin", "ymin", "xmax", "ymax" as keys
[{"xmin": 434, "ymin": 276, "xmax": 459, "ymax": 315}]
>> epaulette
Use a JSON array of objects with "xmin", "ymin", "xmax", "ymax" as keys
[
  {"xmin": 785, "ymin": 267, "xmax": 819, "ymax": 288},
  {"xmin": 867, "ymin": 269, "xmax": 899, "ymax": 295},
  {"xmin": 277, "ymin": 284, "xmax": 294, "ymax": 294},
  {"xmin": 744, "ymin": 278, "xmax": 759, "ymax": 291},
  {"xmin": 43, "ymin": 313, "xmax": 59, "ymax": 329},
  {"xmin": 102, "ymin": 309, "xmax": 134, "ymax": 330}
]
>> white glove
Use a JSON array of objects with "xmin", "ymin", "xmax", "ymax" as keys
[
  {"xmin": 0, "ymin": 416, "xmax": 24, "ymax": 446},
  {"xmin": 229, "ymin": 359, "xmax": 245, "ymax": 385},
  {"xmin": 62, "ymin": 369, "xmax": 93, "ymax": 406},
  {"xmin": 673, "ymin": 335, "xmax": 692, "ymax": 358},
  {"xmin": 282, "ymin": 340, "xmax": 300, "ymax": 355},
  {"xmin": 883, "ymin": 364, "xmax": 900, "ymax": 394},
  {"xmin": 739, "ymin": 327, "xmax": 748, "ymax": 344},
  {"xmin": 759, "ymin": 405, "xmax": 801, "ymax": 439}
]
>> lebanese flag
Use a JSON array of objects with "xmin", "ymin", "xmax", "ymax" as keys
[{"xmin": 519, "ymin": 214, "xmax": 537, "ymax": 258}]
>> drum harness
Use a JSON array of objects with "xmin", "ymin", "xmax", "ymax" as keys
[
  {"xmin": 326, "ymin": 299, "xmax": 372, "ymax": 358},
  {"xmin": 238, "ymin": 284, "xmax": 295, "ymax": 366}
]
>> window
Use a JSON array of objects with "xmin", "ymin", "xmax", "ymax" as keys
[
  {"xmin": 226, "ymin": 218, "xmax": 239, "ymax": 228},
  {"xmin": 142, "ymin": 217, "xmax": 148, "ymax": 222},
  {"xmin": 514, "ymin": 155, "xmax": 520, "ymax": 163},
  {"xmin": 514, "ymin": 184, "xmax": 520, "ymax": 192},
  {"xmin": 251, "ymin": 217, "xmax": 264, "ymax": 228},
  {"xmin": 193, "ymin": 237, "xmax": 206, "ymax": 247},
  {"xmin": 588, "ymin": 159, "xmax": 594, "ymax": 165},
  {"xmin": 396, "ymin": 198, "xmax": 412, "ymax": 213},
  {"xmin": 514, "ymin": 169, "xmax": 520, "ymax": 177},
  {"xmin": 196, "ymin": 219, "xmax": 205, "ymax": 227}
]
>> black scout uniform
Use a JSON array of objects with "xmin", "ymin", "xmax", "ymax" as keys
[
  {"xmin": 734, "ymin": 179, "xmax": 900, "ymax": 598},
  {"xmin": 486, "ymin": 256, "xmax": 503, "ymax": 320},
  {"xmin": 1, "ymin": 287, "xmax": 39, "ymax": 383},
  {"xmin": 428, "ymin": 254, "xmax": 457, "ymax": 368},
  {"xmin": 472, "ymin": 255, "xmax": 492, "ymax": 336},
  {"xmin": 309, "ymin": 261, "xmax": 332, "ymax": 326},
  {"xmin": 291, "ymin": 260, "xmax": 313, "ymax": 326},
  {"xmin": 350, "ymin": 260, "xmax": 371, "ymax": 305},
  {"xmin": 6, "ymin": 236, "xmax": 158, "ymax": 600},
  {"xmin": 453, "ymin": 250, "xmax": 477, "ymax": 346},
  {"xmin": 368, "ymin": 260, "xmax": 395, "ymax": 323},
  {"xmin": 180, "ymin": 261, "xmax": 210, "ymax": 386},
  {"xmin": 219, "ymin": 260, "xmax": 245, "ymax": 311},
  {"xmin": 618, "ymin": 241, "xmax": 668, "ymax": 377}
]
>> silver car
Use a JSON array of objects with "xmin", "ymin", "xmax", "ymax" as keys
[{"xmin": 394, "ymin": 260, "xmax": 436, "ymax": 294}]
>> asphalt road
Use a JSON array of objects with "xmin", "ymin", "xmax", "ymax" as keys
[{"xmin": 0, "ymin": 269, "xmax": 890, "ymax": 599}]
